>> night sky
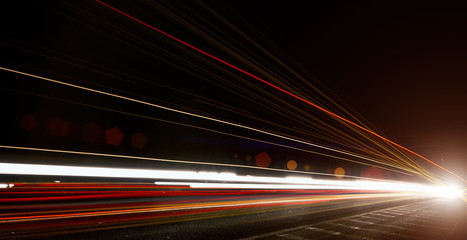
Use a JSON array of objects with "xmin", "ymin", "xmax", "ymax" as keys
[
  {"xmin": 227, "ymin": 1, "xmax": 467, "ymax": 179},
  {"xmin": 1, "ymin": 1, "xmax": 467, "ymax": 183}
]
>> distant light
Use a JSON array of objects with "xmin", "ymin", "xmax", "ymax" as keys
[
  {"xmin": 130, "ymin": 132, "xmax": 147, "ymax": 149},
  {"xmin": 255, "ymin": 152, "xmax": 271, "ymax": 168},
  {"xmin": 105, "ymin": 127, "xmax": 124, "ymax": 146},
  {"xmin": 439, "ymin": 186, "xmax": 464, "ymax": 199},
  {"xmin": 54, "ymin": 180, "xmax": 60, "ymax": 183},
  {"xmin": 334, "ymin": 167, "xmax": 346, "ymax": 178},
  {"xmin": 287, "ymin": 160, "xmax": 297, "ymax": 170}
]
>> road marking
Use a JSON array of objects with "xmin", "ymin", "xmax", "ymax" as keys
[
  {"xmin": 240, "ymin": 199, "xmax": 432, "ymax": 240},
  {"xmin": 331, "ymin": 223, "xmax": 360, "ymax": 229},
  {"xmin": 306, "ymin": 227, "xmax": 340, "ymax": 235},
  {"xmin": 349, "ymin": 219, "xmax": 374, "ymax": 225},
  {"xmin": 369, "ymin": 212, "xmax": 396, "ymax": 218},
  {"xmin": 383, "ymin": 211, "xmax": 404, "ymax": 215}
]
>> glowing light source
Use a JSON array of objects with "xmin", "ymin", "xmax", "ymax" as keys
[{"xmin": 438, "ymin": 186, "xmax": 464, "ymax": 199}]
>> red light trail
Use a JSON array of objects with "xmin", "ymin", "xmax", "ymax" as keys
[{"xmin": 95, "ymin": 0, "xmax": 466, "ymax": 183}]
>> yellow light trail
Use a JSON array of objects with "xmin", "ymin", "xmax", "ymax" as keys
[
  {"xmin": 94, "ymin": 0, "xmax": 466, "ymax": 183},
  {"xmin": 0, "ymin": 67, "xmax": 422, "ymax": 176}
]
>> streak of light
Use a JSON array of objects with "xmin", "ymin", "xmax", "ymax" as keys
[
  {"xmin": 20, "ymin": 3, "xmax": 419, "ymax": 176},
  {"xmin": 0, "ymin": 86, "xmax": 416, "ymax": 176},
  {"xmin": 154, "ymin": 181, "xmax": 454, "ymax": 195},
  {"xmin": 1, "ymin": 196, "xmax": 415, "ymax": 239},
  {"xmin": 0, "ymin": 67, "xmax": 422, "ymax": 176},
  {"xmin": 0, "ymin": 144, "xmax": 403, "ymax": 180},
  {"xmin": 94, "ymin": 0, "xmax": 465, "ymax": 183},
  {"xmin": 0, "ymin": 162, "xmax": 344, "ymax": 184},
  {"xmin": 0, "ymin": 162, "xmax": 458, "ymax": 197},
  {"xmin": 0, "ymin": 191, "xmax": 417, "ymax": 223}
]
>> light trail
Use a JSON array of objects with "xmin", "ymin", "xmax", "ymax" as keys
[
  {"xmin": 94, "ymin": 0, "xmax": 465, "ymax": 183},
  {"xmin": 0, "ymin": 192, "xmax": 411, "ymax": 223},
  {"xmin": 0, "ymin": 86, "xmax": 415, "ymax": 176},
  {"xmin": 0, "ymin": 162, "xmax": 460, "ymax": 197},
  {"xmin": 0, "ymin": 180, "xmax": 460, "ymax": 238},
  {"xmin": 0, "ymin": 196, "xmax": 419, "ymax": 239},
  {"xmin": 0, "ymin": 68, "xmax": 419, "ymax": 175},
  {"xmin": 0, "ymin": 144, "xmax": 408, "ymax": 180}
]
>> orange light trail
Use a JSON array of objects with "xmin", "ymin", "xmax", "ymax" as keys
[
  {"xmin": 0, "ymin": 182, "xmax": 431, "ymax": 224},
  {"xmin": 0, "ymin": 71, "xmax": 419, "ymax": 177},
  {"xmin": 0, "ymin": 193, "xmax": 398, "ymax": 223},
  {"xmin": 0, "ymin": 181, "xmax": 460, "ymax": 239},
  {"xmin": 95, "ymin": 0, "xmax": 466, "ymax": 183}
]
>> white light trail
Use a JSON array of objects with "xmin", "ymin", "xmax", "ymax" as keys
[{"xmin": 0, "ymin": 162, "xmax": 461, "ymax": 198}]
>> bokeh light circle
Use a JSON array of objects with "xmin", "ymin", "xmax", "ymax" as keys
[
  {"xmin": 287, "ymin": 160, "xmax": 297, "ymax": 170},
  {"xmin": 334, "ymin": 167, "xmax": 346, "ymax": 178}
]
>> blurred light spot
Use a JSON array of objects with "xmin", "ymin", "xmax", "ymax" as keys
[
  {"xmin": 131, "ymin": 132, "xmax": 147, "ymax": 149},
  {"xmin": 233, "ymin": 154, "xmax": 238, "ymax": 159},
  {"xmin": 255, "ymin": 152, "xmax": 271, "ymax": 168},
  {"xmin": 47, "ymin": 117, "xmax": 69, "ymax": 137},
  {"xmin": 361, "ymin": 167, "xmax": 385, "ymax": 179},
  {"xmin": 105, "ymin": 127, "xmax": 124, "ymax": 146},
  {"xmin": 287, "ymin": 160, "xmax": 297, "ymax": 170},
  {"xmin": 245, "ymin": 155, "xmax": 252, "ymax": 161},
  {"xmin": 304, "ymin": 164, "xmax": 311, "ymax": 171},
  {"xmin": 334, "ymin": 167, "xmax": 346, "ymax": 178},
  {"xmin": 20, "ymin": 114, "xmax": 37, "ymax": 131},
  {"xmin": 82, "ymin": 122, "xmax": 103, "ymax": 144}
]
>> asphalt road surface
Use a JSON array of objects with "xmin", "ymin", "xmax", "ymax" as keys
[
  {"xmin": 3, "ymin": 192, "xmax": 465, "ymax": 240},
  {"xmin": 243, "ymin": 198, "xmax": 467, "ymax": 240}
]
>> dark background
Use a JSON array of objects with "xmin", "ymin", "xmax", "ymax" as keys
[
  {"xmin": 226, "ymin": 0, "xmax": 467, "ymax": 181},
  {"xmin": 1, "ymin": 0, "xmax": 466, "ymax": 184}
]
